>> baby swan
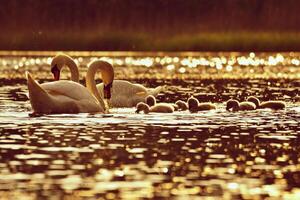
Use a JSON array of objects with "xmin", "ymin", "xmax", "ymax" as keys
[
  {"xmin": 187, "ymin": 97, "xmax": 216, "ymax": 113},
  {"xmin": 136, "ymin": 102, "xmax": 174, "ymax": 114},
  {"xmin": 226, "ymin": 99, "xmax": 256, "ymax": 111},
  {"xmin": 175, "ymin": 100, "xmax": 188, "ymax": 111},
  {"xmin": 145, "ymin": 95, "xmax": 156, "ymax": 107},
  {"xmin": 145, "ymin": 95, "xmax": 179, "ymax": 111},
  {"xmin": 247, "ymin": 96, "xmax": 285, "ymax": 110}
]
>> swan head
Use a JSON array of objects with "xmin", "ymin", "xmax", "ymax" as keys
[
  {"xmin": 175, "ymin": 100, "xmax": 188, "ymax": 111},
  {"xmin": 226, "ymin": 99, "xmax": 239, "ymax": 111},
  {"xmin": 51, "ymin": 64, "xmax": 60, "ymax": 81},
  {"xmin": 187, "ymin": 97, "xmax": 199, "ymax": 112},
  {"xmin": 89, "ymin": 60, "xmax": 114, "ymax": 99},
  {"xmin": 247, "ymin": 96, "xmax": 260, "ymax": 108},
  {"xmin": 51, "ymin": 54, "xmax": 78, "ymax": 81},
  {"xmin": 136, "ymin": 102, "xmax": 150, "ymax": 114},
  {"xmin": 100, "ymin": 62, "xmax": 114, "ymax": 99},
  {"xmin": 103, "ymin": 82, "xmax": 113, "ymax": 99},
  {"xmin": 145, "ymin": 95, "xmax": 156, "ymax": 106}
]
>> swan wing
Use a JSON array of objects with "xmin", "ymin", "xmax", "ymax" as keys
[
  {"xmin": 41, "ymin": 80, "xmax": 97, "ymax": 101},
  {"xmin": 41, "ymin": 80, "xmax": 103, "ymax": 113},
  {"xmin": 147, "ymin": 85, "xmax": 166, "ymax": 96},
  {"xmin": 97, "ymin": 80, "xmax": 165, "ymax": 107},
  {"xmin": 97, "ymin": 80, "xmax": 147, "ymax": 96}
]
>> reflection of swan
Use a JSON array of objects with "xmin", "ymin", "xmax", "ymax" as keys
[
  {"xmin": 97, "ymin": 81, "xmax": 164, "ymax": 107},
  {"xmin": 51, "ymin": 54, "xmax": 79, "ymax": 82},
  {"xmin": 27, "ymin": 59, "xmax": 114, "ymax": 114},
  {"xmin": 51, "ymin": 54, "xmax": 164, "ymax": 108},
  {"xmin": 226, "ymin": 99, "xmax": 256, "ymax": 111},
  {"xmin": 247, "ymin": 96, "xmax": 285, "ymax": 110},
  {"xmin": 136, "ymin": 102, "xmax": 174, "ymax": 114},
  {"xmin": 188, "ymin": 97, "xmax": 216, "ymax": 113}
]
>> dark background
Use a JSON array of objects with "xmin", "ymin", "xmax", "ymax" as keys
[{"xmin": 1, "ymin": 0, "xmax": 300, "ymax": 51}]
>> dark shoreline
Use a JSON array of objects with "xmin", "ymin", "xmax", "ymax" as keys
[{"xmin": 2, "ymin": 32, "xmax": 300, "ymax": 52}]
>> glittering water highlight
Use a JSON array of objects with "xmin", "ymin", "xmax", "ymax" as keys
[{"xmin": 0, "ymin": 52, "xmax": 300, "ymax": 199}]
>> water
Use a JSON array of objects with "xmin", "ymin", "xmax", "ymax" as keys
[{"xmin": 0, "ymin": 51, "xmax": 300, "ymax": 199}]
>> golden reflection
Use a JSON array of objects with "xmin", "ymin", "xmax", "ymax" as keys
[
  {"xmin": 227, "ymin": 182, "xmax": 239, "ymax": 190},
  {"xmin": 1, "ymin": 51, "xmax": 300, "ymax": 79},
  {"xmin": 178, "ymin": 67, "xmax": 186, "ymax": 73},
  {"xmin": 0, "ymin": 51, "xmax": 300, "ymax": 199},
  {"xmin": 166, "ymin": 64, "xmax": 175, "ymax": 71}
]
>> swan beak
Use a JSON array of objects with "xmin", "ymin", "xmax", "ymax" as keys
[
  {"xmin": 103, "ymin": 83, "xmax": 112, "ymax": 99},
  {"xmin": 51, "ymin": 64, "xmax": 60, "ymax": 81},
  {"xmin": 136, "ymin": 91, "xmax": 147, "ymax": 96}
]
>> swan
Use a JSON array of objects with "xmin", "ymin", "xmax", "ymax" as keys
[
  {"xmin": 50, "ymin": 53, "xmax": 165, "ymax": 108},
  {"xmin": 26, "ymin": 59, "xmax": 114, "ymax": 114},
  {"xmin": 247, "ymin": 96, "xmax": 285, "ymax": 110},
  {"xmin": 145, "ymin": 95, "xmax": 179, "ymax": 110},
  {"xmin": 97, "ymin": 81, "xmax": 164, "ymax": 107},
  {"xmin": 187, "ymin": 97, "xmax": 216, "ymax": 113},
  {"xmin": 175, "ymin": 100, "xmax": 188, "ymax": 111},
  {"xmin": 145, "ymin": 95, "xmax": 156, "ymax": 106},
  {"xmin": 136, "ymin": 102, "xmax": 174, "ymax": 114},
  {"xmin": 226, "ymin": 99, "xmax": 256, "ymax": 111},
  {"xmin": 51, "ymin": 53, "xmax": 79, "ymax": 82}
]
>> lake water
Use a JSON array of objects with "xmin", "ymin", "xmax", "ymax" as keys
[{"xmin": 0, "ymin": 51, "xmax": 300, "ymax": 199}]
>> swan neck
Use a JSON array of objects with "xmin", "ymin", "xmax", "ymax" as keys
[
  {"xmin": 66, "ymin": 58, "xmax": 79, "ymax": 82},
  {"xmin": 86, "ymin": 64, "xmax": 106, "ymax": 109}
]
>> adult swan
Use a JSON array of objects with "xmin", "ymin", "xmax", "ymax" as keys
[
  {"xmin": 26, "ymin": 59, "xmax": 114, "ymax": 114},
  {"xmin": 50, "ymin": 53, "xmax": 164, "ymax": 107}
]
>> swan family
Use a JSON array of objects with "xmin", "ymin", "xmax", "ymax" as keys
[
  {"xmin": 27, "ymin": 53, "xmax": 165, "ymax": 114},
  {"xmin": 26, "ymin": 53, "xmax": 288, "ymax": 115},
  {"xmin": 226, "ymin": 97, "xmax": 286, "ymax": 111},
  {"xmin": 27, "ymin": 59, "xmax": 113, "ymax": 114},
  {"xmin": 50, "ymin": 54, "xmax": 164, "ymax": 108},
  {"xmin": 135, "ymin": 94, "xmax": 286, "ymax": 114}
]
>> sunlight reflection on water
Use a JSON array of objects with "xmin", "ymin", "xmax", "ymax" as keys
[{"xmin": 0, "ymin": 52, "xmax": 300, "ymax": 199}]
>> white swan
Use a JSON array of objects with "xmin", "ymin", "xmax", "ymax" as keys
[
  {"xmin": 51, "ymin": 53, "xmax": 164, "ymax": 108},
  {"xmin": 26, "ymin": 59, "xmax": 114, "ymax": 114},
  {"xmin": 97, "ymin": 81, "xmax": 164, "ymax": 107},
  {"xmin": 136, "ymin": 102, "xmax": 174, "ymax": 114}
]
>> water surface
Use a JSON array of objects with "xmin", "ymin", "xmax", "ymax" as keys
[{"xmin": 0, "ymin": 52, "xmax": 300, "ymax": 199}]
